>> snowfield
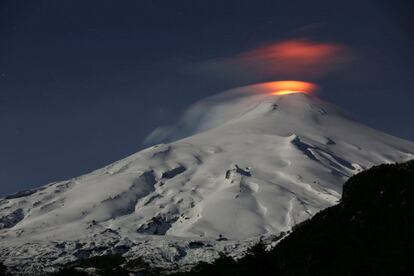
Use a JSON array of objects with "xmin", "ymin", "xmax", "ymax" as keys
[{"xmin": 1, "ymin": 82, "xmax": 414, "ymax": 274}]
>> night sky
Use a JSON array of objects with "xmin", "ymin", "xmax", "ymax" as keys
[{"xmin": 1, "ymin": 0, "xmax": 413, "ymax": 196}]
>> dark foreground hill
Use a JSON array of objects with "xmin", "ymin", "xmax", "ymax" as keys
[{"xmin": 176, "ymin": 160, "xmax": 414, "ymax": 276}]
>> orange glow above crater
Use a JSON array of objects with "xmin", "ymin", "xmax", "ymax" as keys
[
  {"xmin": 264, "ymin": 81, "xmax": 318, "ymax": 96},
  {"xmin": 272, "ymin": 90, "xmax": 307, "ymax": 96}
]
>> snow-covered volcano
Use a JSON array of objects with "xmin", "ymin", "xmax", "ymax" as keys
[{"xmin": 1, "ymin": 82, "xmax": 414, "ymax": 273}]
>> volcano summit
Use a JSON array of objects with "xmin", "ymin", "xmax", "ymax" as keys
[{"xmin": 1, "ymin": 82, "xmax": 413, "ymax": 274}]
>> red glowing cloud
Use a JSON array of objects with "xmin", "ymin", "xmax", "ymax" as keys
[
  {"xmin": 243, "ymin": 40, "xmax": 348, "ymax": 76},
  {"xmin": 198, "ymin": 38, "xmax": 352, "ymax": 80}
]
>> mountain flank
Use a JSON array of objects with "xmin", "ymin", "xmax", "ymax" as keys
[{"xmin": 176, "ymin": 160, "xmax": 414, "ymax": 276}]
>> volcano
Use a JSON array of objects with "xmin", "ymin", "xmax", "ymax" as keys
[{"xmin": 1, "ymin": 82, "xmax": 414, "ymax": 274}]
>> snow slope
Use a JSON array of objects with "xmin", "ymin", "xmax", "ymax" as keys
[{"xmin": 1, "ymin": 82, "xmax": 413, "ymax": 273}]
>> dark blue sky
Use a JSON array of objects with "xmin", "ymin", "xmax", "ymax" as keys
[{"xmin": 1, "ymin": 0, "xmax": 413, "ymax": 196}]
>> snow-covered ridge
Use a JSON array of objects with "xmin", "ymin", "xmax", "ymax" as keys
[{"xmin": 1, "ymin": 83, "xmax": 413, "ymax": 274}]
